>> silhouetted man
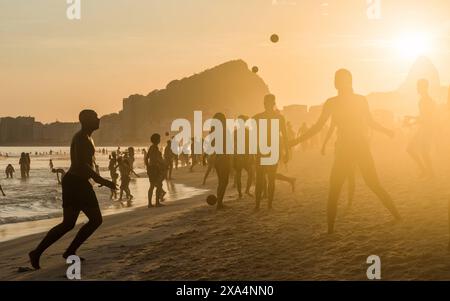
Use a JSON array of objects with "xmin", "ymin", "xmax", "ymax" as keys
[
  {"xmin": 233, "ymin": 115, "xmax": 254, "ymax": 198},
  {"xmin": 406, "ymin": 79, "xmax": 436, "ymax": 179},
  {"xmin": 29, "ymin": 110, "xmax": 116, "ymax": 269},
  {"xmin": 292, "ymin": 69, "xmax": 401, "ymax": 233},
  {"xmin": 253, "ymin": 94, "xmax": 289, "ymax": 210}
]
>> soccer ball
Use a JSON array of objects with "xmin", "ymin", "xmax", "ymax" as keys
[
  {"xmin": 206, "ymin": 194, "xmax": 217, "ymax": 206},
  {"xmin": 270, "ymin": 34, "xmax": 279, "ymax": 43}
]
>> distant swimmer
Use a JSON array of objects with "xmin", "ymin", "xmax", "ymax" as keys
[
  {"xmin": 291, "ymin": 69, "xmax": 401, "ymax": 233},
  {"xmin": 5, "ymin": 164, "xmax": 15, "ymax": 178},
  {"xmin": 49, "ymin": 159, "xmax": 54, "ymax": 171},
  {"xmin": 29, "ymin": 110, "xmax": 117, "ymax": 269}
]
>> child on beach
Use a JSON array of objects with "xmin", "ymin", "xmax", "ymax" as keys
[{"xmin": 146, "ymin": 133, "xmax": 166, "ymax": 207}]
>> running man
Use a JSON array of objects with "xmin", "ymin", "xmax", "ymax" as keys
[{"xmin": 29, "ymin": 110, "xmax": 116, "ymax": 269}]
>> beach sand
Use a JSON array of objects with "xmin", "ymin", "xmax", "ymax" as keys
[{"xmin": 1, "ymin": 142, "xmax": 450, "ymax": 280}]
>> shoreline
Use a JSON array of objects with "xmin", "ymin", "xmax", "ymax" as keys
[{"xmin": 0, "ymin": 166, "xmax": 215, "ymax": 280}]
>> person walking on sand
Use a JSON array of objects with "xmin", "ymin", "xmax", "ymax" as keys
[
  {"xmin": 28, "ymin": 110, "xmax": 116, "ymax": 270},
  {"xmin": 405, "ymin": 79, "xmax": 436, "ymax": 179},
  {"xmin": 164, "ymin": 139, "xmax": 175, "ymax": 180},
  {"xmin": 117, "ymin": 156, "xmax": 133, "ymax": 202},
  {"xmin": 292, "ymin": 69, "xmax": 401, "ymax": 233},
  {"xmin": 233, "ymin": 115, "xmax": 254, "ymax": 198},
  {"xmin": 211, "ymin": 112, "xmax": 232, "ymax": 210},
  {"xmin": 146, "ymin": 133, "xmax": 166, "ymax": 207},
  {"xmin": 253, "ymin": 94, "xmax": 290, "ymax": 211}
]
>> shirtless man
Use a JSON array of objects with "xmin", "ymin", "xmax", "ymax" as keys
[
  {"xmin": 29, "ymin": 110, "xmax": 116, "ymax": 269},
  {"xmin": 233, "ymin": 115, "xmax": 254, "ymax": 198},
  {"xmin": 406, "ymin": 79, "xmax": 436, "ymax": 179},
  {"xmin": 292, "ymin": 69, "xmax": 401, "ymax": 233},
  {"xmin": 253, "ymin": 94, "xmax": 289, "ymax": 211}
]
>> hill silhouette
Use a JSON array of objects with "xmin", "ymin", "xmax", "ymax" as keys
[
  {"xmin": 116, "ymin": 59, "xmax": 270, "ymax": 143},
  {"xmin": 367, "ymin": 56, "xmax": 448, "ymax": 116}
]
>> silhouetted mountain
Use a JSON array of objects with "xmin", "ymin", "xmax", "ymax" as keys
[
  {"xmin": 118, "ymin": 59, "xmax": 270, "ymax": 143},
  {"xmin": 400, "ymin": 56, "xmax": 441, "ymax": 95},
  {"xmin": 367, "ymin": 56, "xmax": 448, "ymax": 116}
]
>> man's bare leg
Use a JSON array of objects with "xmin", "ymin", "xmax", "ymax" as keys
[
  {"xmin": 359, "ymin": 151, "xmax": 401, "ymax": 221},
  {"xmin": 327, "ymin": 160, "xmax": 348, "ymax": 234}
]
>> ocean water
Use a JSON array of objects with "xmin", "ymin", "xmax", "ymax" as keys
[{"xmin": 0, "ymin": 147, "xmax": 208, "ymax": 227}]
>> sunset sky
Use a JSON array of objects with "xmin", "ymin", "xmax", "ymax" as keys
[{"xmin": 1, "ymin": 0, "xmax": 449, "ymax": 123}]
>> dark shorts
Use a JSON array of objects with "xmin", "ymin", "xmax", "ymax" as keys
[
  {"xmin": 255, "ymin": 155, "xmax": 278, "ymax": 175},
  {"xmin": 234, "ymin": 155, "xmax": 254, "ymax": 170},
  {"xmin": 120, "ymin": 176, "xmax": 130, "ymax": 189},
  {"xmin": 62, "ymin": 173, "xmax": 99, "ymax": 210}
]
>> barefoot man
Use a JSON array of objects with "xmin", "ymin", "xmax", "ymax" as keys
[
  {"xmin": 292, "ymin": 69, "xmax": 401, "ymax": 233},
  {"xmin": 253, "ymin": 94, "xmax": 290, "ymax": 211},
  {"xmin": 29, "ymin": 110, "xmax": 117, "ymax": 269}
]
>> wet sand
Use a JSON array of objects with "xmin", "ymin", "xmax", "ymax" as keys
[{"xmin": 1, "ymin": 141, "xmax": 450, "ymax": 280}]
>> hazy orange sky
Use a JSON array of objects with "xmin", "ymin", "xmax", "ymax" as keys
[{"xmin": 1, "ymin": 0, "xmax": 449, "ymax": 123}]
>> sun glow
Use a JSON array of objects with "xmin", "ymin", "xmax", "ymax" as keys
[{"xmin": 394, "ymin": 32, "xmax": 432, "ymax": 59}]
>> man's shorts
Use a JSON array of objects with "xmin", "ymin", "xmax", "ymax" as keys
[{"xmin": 62, "ymin": 173, "xmax": 99, "ymax": 210}]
